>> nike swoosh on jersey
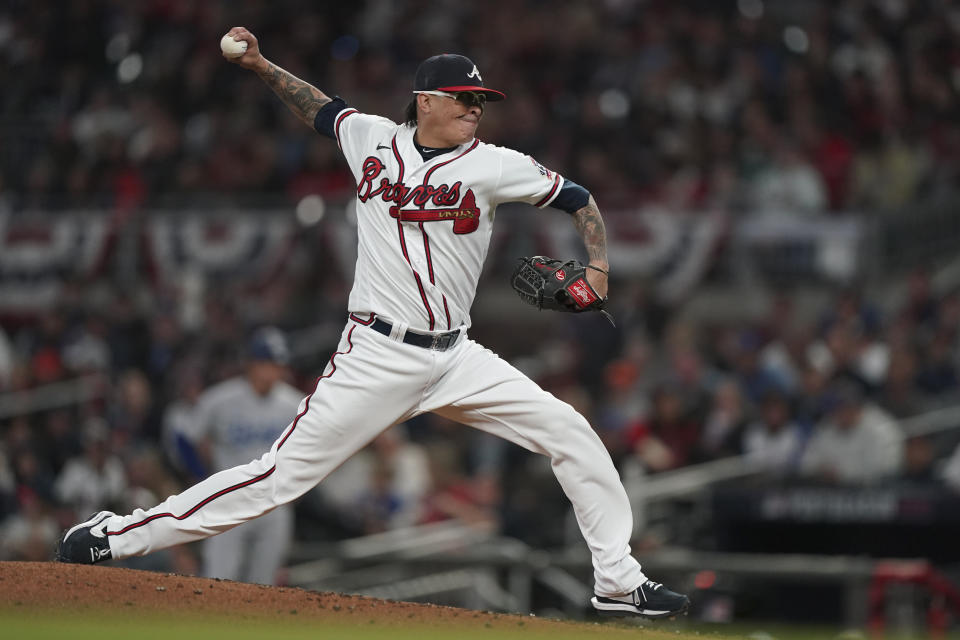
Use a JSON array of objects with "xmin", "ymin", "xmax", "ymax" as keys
[{"xmin": 376, "ymin": 144, "xmax": 390, "ymax": 150}]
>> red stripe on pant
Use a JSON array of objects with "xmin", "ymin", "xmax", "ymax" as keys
[{"xmin": 107, "ymin": 326, "xmax": 357, "ymax": 537}]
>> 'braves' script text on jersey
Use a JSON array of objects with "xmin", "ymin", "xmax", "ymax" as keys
[{"xmin": 334, "ymin": 108, "xmax": 565, "ymax": 332}]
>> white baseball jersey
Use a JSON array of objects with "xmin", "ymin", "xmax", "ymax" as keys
[
  {"xmin": 193, "ymin": 377, "xmax": 303, "ymax": 471},
  {"xmin": 333, "ymin": 107, "xmax": 564, "ymax": 332}
]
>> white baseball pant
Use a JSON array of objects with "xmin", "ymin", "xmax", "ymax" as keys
[{"xmin": 104, "ymin": 319, "xmax": 647, "ymax": 596}]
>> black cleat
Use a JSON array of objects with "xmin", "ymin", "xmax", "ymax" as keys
[
  {"xmin": 55, "ymin": 511, "xmax": 115, "ymax": 564},
  {"xmin": 591, "ymin": 579, "xmax": 691, "ymax": 619}
]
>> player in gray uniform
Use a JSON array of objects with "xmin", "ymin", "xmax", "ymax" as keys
[
  {"xmin": 57, "ymin": 27, "xmax": 690, "ymax": 619},
  {"xmin": 189, "ymin": 327, "xmax": 302, "ymax": 584}
]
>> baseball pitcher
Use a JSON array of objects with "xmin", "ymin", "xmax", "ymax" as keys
[{"xmin": 57, "ymin": 27, "xmax": 689, "ymax": 619}]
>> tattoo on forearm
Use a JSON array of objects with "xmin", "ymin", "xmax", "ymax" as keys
[
  {"xmin": 572, "ymin": 197, "xmax": 608, "ymax": 265},
  {"xmin": 258, "ymin": 61, "xmax": 331, "ymax": 127}
]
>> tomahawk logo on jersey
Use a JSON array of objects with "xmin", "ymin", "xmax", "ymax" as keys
[{"xmin": 324, "ymin": 102, "xmax": 564, "ymax": 333}]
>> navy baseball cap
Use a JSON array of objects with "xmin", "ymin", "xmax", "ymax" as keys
[
  {"xmin": 247, "ymin": 326, "xmax": 290, "ymax": 365},
  {"xmin": 414, "ymin": 54, "xmax": 506, "ymax": 101}
]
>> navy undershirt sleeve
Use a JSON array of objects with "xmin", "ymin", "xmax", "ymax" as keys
[
  {"xmin": 550, "ymin": 179, "xmax": 591, "ymax": 214},
  {"xmin": 313, "ymin": 96, "xmax": 350, "ymax": 139}
]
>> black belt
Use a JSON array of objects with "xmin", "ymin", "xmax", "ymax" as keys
[{"xmin": 357, "ymin": 315, "xmax": 461, "ymax": 351}]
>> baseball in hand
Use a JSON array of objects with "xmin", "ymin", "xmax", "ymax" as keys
[{"xmin": 220, "ymin": 34, "xmax": 248, "ymax": 58}]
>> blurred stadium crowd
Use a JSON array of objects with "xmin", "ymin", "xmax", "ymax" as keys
[
  {"xmin": 3, "ymin": 0, "xmax": 960, "ymax": 573},
  {"xmin": 3, "ymin": 0, "xmax": 959, "ymax": 212}
]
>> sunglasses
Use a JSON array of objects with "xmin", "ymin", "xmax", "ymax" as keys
[{"xmin": 415, "ymin": 90, "xmax": 487, "ymax": 108}]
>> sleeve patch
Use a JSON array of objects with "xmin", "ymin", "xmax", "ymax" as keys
[
  {"xmin": 534, "ymin": 174, "xmax": 563, "ymax": 208},
  {"xmin": 529, "ymin": 157, "xmax": 553, "ymax": 180}
]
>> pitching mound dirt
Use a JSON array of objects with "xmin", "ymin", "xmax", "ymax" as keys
[{"xmin": 0, "ymin": 561, "xmax": 612, "ymax": 634}]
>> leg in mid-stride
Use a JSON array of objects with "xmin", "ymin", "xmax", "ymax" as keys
[
  {"xmin": 54, "ymin": 323, "xmax": 417, "ymax": 567},
  {"xmin": 422, "ymin": 337, "xmax": 691, "ymax": 620}
]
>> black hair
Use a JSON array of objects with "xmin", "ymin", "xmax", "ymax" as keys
[{"xmin": 404, "ymin": 97, "xmax": 418, "ymax": 127}]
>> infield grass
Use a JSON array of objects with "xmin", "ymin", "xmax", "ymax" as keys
[
  {"xmin": 6, "ymin": 611, "xmax": 960, "ymax": 639},
  {"xmin": 0, "ymin": 610, "xmax": 719, "ymax": 640}
]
